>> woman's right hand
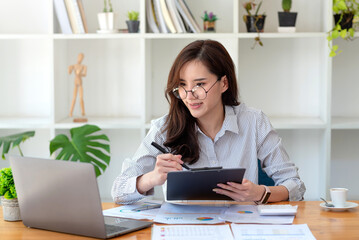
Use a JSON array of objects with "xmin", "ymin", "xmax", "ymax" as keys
[
  {"xmin": 136, "ymin": 154, "xmax": 183, "ymax": 194},
  {"xmin": 150, "ymin": 153, "xmax": 183, "ymax": 186}
]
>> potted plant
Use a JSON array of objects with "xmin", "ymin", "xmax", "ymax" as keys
[
  {"xmin": 201, "ymin": 11, "xmax": 218, "ymax": 32},
  {"xmin": 126, "ymin": 11, "xmax": 140, "ymax": 33},
  {"xmin": 327, "ymin": 0, "xmax": 358, "ymax": 57},
  {"xmin": 97, "ymin": 0, "xmax": 118, "ymax": 32},
  {"xmin": 243, "ymin": 0, "xmax": 265, "ymax": 48},
  {"xmin": 278, "ymin": 0, "xmax": 298, "ymax": 32},
  {"xmin": 0, "ymin": 131, "xmax": 35, "ymax": 221},
  {"xmin": 0, "ymin": 168, "xmax": 20, "ymax": 221}
]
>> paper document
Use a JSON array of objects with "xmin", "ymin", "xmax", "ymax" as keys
[
  {"xmin": 231, "ymin": 224, "xmax": 316, "ymax": 240},
  {"xmin": 154, "ymin": 202, "xmax": 227, "ymax": 224},
  {"xmin": 220, "ymin": 205, "xmax": 295, "ymax": 224},
  {"xmin": 152, "ymin": 224, "xmax": 234, "ymax": 240},
  {"xmin": 102, "ymin": 199, "xmax": 162, "ymax": 220}
]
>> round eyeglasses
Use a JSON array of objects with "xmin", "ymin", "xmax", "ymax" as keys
[{"xmin": 172, "ymin": 78, "xmax": 221, "ymax": 100}]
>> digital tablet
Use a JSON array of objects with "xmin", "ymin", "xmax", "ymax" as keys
[{"xmin": 166, "ymin": 168, "xmax": 246, "ymax": 201}]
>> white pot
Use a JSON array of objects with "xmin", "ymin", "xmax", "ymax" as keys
[
  {"xmin": 1, "ymin": 196, "xmax": 21, "ymax": 221},
  {"xmin": 97, "ymin": 12, "xmax": 118, "ymax": 30}
]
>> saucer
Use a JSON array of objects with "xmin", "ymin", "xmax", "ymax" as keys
[{"xmin": 320, "ymin": 201, "xmax": 358, "ymax": 211}]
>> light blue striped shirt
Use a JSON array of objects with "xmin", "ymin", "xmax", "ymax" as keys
[{"xmin": 112, "ymin": 104, "xmax": 306, "ymax": 204}]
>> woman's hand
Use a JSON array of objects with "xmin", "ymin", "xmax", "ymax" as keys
[
  {"xmin": 137, "ymin": 154, "xmax": 183, "ymax": 194},
  {"xmin": 213, "ymin": 178, "xmax": 265, "ymax": 202},
  {"xmin": 150, "ymin": 153, "xmax": 183, "ymax": 186}
]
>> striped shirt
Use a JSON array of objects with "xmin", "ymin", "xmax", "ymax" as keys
[{"xmin": 111, "ymin": 104, "xmax": 306, "ymax": 204}]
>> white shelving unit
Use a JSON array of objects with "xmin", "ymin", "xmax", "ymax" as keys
[{"xmin": 0, "ymin": 0, "xmax": 357, "ymax": 201}]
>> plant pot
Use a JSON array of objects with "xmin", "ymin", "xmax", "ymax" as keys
[
  {"xmin": 97, "ymin": 12, "xmax": 118, "ymax": 30},
  {"xmin": 334, "ymin": 13, "xmax": 354, "ymax": 30},
  {"xmin": 244, "ymin": 15, "xmax": 266, "ymax": 33},
  {"xmin": 126, "ymin": 20, "xmax": 140, "ymax": 33},
  {"xmin": 1, "ymin": 196, "xmax": 21, "ymax": 221},
  {"xmin": 203, "ymin": 21, "xmax": 216, "ymax": 32},
  {"xmin": 278, "ymin": 12, "xmax": 297, "ymax": 27}
]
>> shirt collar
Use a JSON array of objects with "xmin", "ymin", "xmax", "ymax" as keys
[{"xmin": 195, "ymin": 105, "xmax": 240, "ymax": 136}]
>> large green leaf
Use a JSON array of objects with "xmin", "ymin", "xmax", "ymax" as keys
[
  {"xmin": 0, "ymin": 131, "xmax": 35, "ymax": 160},
  {"xmin": 49, "ymin": 124, "xmax": 110, "ymax": 177}
]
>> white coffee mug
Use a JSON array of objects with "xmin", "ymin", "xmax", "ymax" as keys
[{"xmin": 330, "ymin": 188, "xmax": 348, "ymax": 208}]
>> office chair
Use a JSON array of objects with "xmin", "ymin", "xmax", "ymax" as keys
[{"xmin": 258, "ymin": 159, "xmax": 275, "ymax": 186}]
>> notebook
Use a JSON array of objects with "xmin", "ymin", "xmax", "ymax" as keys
[{"xmin": 9, "ymin": 155, "xmax": 152, "ymax": 239}]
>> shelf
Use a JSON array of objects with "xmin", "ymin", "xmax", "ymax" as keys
[
  {"xmin": 331, "ymin": 117, "xmax": 359, "ymax": 129},
  {"xmin": 53, "ymin": 33, "xmax": 142, "ymax": 39},
  {"xmin": 237, "ymin": 32, "xmax": 327, "ymax": 38},
  {"xmin": 270, "ymin": 117, "xmax": 326, "ymax": 129},
  {"xmin": 0, "ymin": 34, "xmax": 51, "ymax": 40},
  {"xmin": 0, "ymin": 118, "xmax": 52, "ymax": 129},
  {"xmin": 55, "ymin": 117, "xmax": 143, "ymax": 129}
]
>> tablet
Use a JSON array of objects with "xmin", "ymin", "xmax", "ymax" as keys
[{"xmin": 166, "ymin": 168, "xmax": 246, "ymax": 200}]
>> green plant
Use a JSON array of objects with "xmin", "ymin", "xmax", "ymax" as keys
[
  {"xmin": 327, "ymin": 0, "xmax": 359, "ymax": 57},
  {"xmin": 103, "ymin": 0, "xmax": 113, "ymax": 12},
  {"xmin": 201, "ymin": 11, "xmax": 218, "ymax": 22},
  {"xmin": 282, "ymin": 0, "xmax": 292, "ymax": 12},
  {"xmin": 50, "ymin": 124, "xmax": 110, "ymax": 177},
  {"xmin": 0, "ymin": 168, "xmax": 17, "ymax": 199},
  {"xmin": 0, "ymin": 131, "xmax": 35, "ymax": 159},
  {"xmin": 127, "ymin": 11, "xmax": 139, "ymax": 21}
]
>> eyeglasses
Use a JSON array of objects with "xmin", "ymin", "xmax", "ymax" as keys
[{"xmin": 172, "ymin": 77, "xmax": 221, "ymax": 100}]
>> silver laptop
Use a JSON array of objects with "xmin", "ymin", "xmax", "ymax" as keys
[{"xmin": 9, "ymin": 155, "xmax": 152, "ymax": 239}]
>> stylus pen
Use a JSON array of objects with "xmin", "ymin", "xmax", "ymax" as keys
[{"xmin": 151, "ymin": 142, "xmax": 190, "ymax": 170}]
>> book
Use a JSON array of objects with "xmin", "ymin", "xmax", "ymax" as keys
[
  {"xmin": 175, "ymin": 0, "xmax": 197, "ymax": 33},
  {"xmin": 166, "ymin": 0, "xmax": 185, "ymax": 33},
  {"xmin": 53, "ymin": 0, "xmax": 73, "ymax": 34},
  {"xmin": 181, "ymin": 0, "xmax": 201, "ymax": 33},
  {"xmin": 159, "ymin": 0, "xmax": 177, "ymax": 33},
  {"xmin": 64, "ymin": 0, "xmax": 85, "ymax": 34},
  {"xmin": 146, "ymin": 0, "xmax": 160, "ymax": 33},
  {"xmin": 77, "ymin": 0, "xmax": 88, "ymax": 33},
  {"xmin": 153, "ymin": 0, "xmax": 169, "ymax": 33}
]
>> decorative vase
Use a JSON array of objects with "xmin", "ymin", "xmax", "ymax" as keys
[
  {"xmin": 97, "ymin": 12, "xmax": 118, "ymax": 30},
  {"xmin": 126, "ymin": 20, "xmax": 140, "ymax": 33},
  {"xmin": 1, "ymin": 196, "xmax": 21, "ymax": 221},
  {"xmin": 203, "ymin": 21, "xmax": 216, "ymax": 32},
  {"xmin": 244, "ymin": 15, "xmax": 266, "ymax": 33}
]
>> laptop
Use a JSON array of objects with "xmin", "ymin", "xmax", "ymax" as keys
[{"xmin": 9, "ymin": 155, "xmax": 153, "ymax": 239}]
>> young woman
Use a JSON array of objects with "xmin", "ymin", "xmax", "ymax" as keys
[{"xmin": 112, "ymin": 40, "xmax": 305, "ymax": 204}]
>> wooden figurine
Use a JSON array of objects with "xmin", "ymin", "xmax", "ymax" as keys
[{"xmin": 68, "ymin": 53, "xmax": 87, "ymax": 122}]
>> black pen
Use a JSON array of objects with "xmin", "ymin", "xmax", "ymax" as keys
[{"xmin": 151, "ymin": 142, "xmax": 190, "ymax": 170}]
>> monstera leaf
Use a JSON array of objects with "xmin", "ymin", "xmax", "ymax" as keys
[
  {"xmin": 0, "ymin": 131, "xmax": 35, "ymax": 160},
  {"xmin": 50, "ymin": 124, "xmax": 110, "ymax": 177}
]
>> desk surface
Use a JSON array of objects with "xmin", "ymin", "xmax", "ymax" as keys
[{"xmin": 1, "ymin": 201, "xmax": 358, "ymax": 240}]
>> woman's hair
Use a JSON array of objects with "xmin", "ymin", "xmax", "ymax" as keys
[{"xmin": 163, "ymin": 40, "xmax": 239, "ymax": 164}]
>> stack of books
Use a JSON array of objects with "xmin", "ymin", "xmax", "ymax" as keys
[
  {"xmin": 54, "ymin": 0, "xmax": 88, "ymax": 34},
  {"xmin": 147, "ymin": 0, "xmax": 201, "ymax": 33}
]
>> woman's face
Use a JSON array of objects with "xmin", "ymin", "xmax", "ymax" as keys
[{"xmin": 178, "ymin": 60, "xmax": 228, "ymax": 121}]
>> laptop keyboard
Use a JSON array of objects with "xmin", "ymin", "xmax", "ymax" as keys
[{"xmin": 105, "ymin": 224, "xmax": 128, "ymax": 235}]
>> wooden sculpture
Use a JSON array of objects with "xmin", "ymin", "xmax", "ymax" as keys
[{"xmin": 68, "ymin": 53, "xmax": 87, "ymax": 122}]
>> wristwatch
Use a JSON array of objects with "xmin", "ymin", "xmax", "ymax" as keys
[{"xmin": 254, "ymin": 185, "xmax": 271, "ymax": 205}]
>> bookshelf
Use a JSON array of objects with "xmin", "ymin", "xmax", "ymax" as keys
[{"xmin": 0, "ymin": 0, "xmax": 358, "ymax": 201}]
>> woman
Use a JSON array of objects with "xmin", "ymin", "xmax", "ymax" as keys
[{"xmin": 112, "ymin": 40, "xmax": 305, "ymax": 204}]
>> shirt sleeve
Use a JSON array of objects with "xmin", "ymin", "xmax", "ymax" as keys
[
  {"xmin": 111, "ymin": 118, "xmax": 167, "ymax": 204},
  {"xmin": 256, "ymin": 111, "xmax": 306, "ymax": 201}
]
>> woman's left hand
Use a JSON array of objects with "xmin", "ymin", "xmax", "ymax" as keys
[{"xmin": 213, "ymin": 178, "xmax": 265, "ymax": 202}]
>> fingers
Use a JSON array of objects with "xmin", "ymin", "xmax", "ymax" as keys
[{"xmin": 156, "ymin": 154, "xmax": 183, "ymax": 171}]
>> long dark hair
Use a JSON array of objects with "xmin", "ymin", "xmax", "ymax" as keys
[{"xmin": 163, "ymin": 40, "xmax": 239, "ymax": 164}]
